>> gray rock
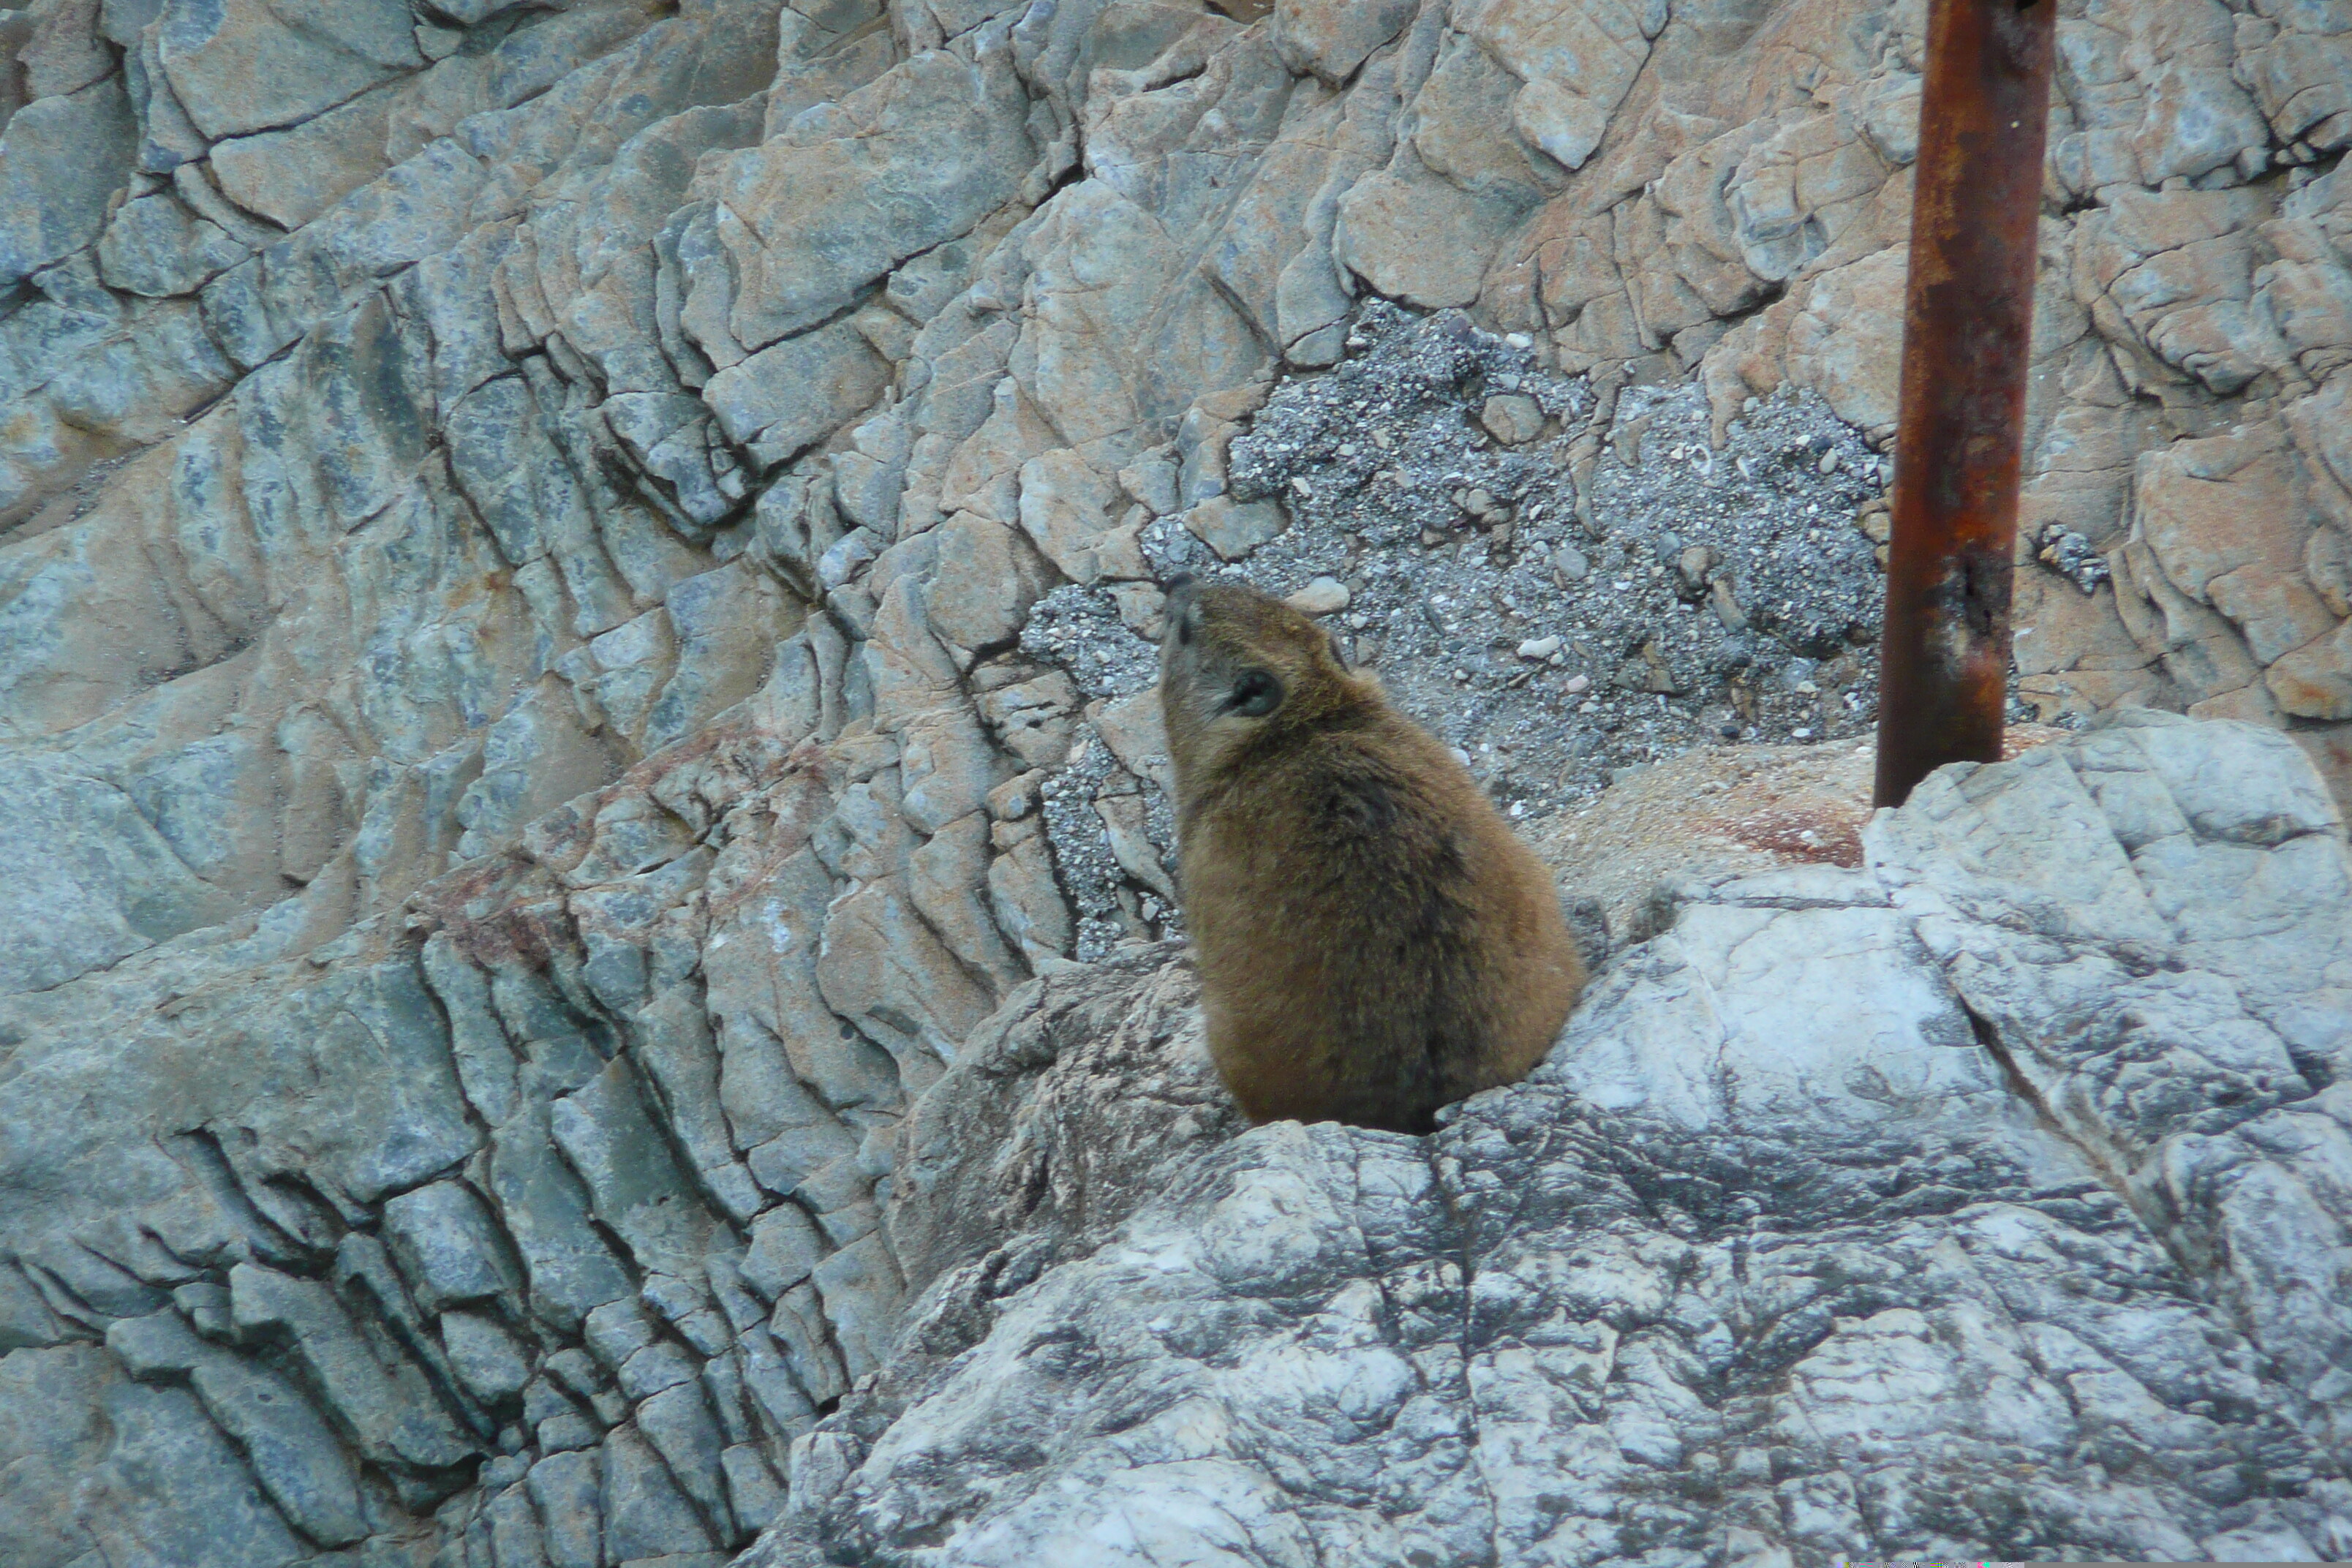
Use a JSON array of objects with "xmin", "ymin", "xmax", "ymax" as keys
[
  {"xmin": 0, "ymin": 755, "xmax": 245, "ymax": 994},
  {"xmin": 1336, "ymin": 157, "xmax": 1528, "ymax": 309},
  {"xmin": 603, "ymin": 1422, "xmax": 717, "ymax": 1558},
  {"xmin": 483, "ymin": 1481, "xmax": 551, "ymax": 1568},
  {"xmin": 96, "ymin": 191, "xmax": 247, "ymax": 296},
  {"xmin": 722, "ymin": 1441, "xmax": 786, "ymax": 1532},
  {"xmin": 229, "ymin": 1260, "xmax": 480, "ymax": 1474},
  {"xmin": 701, "ymin": 319, "xmax": 892, "ymax": 465},
  {"xmin": 1215, "ymin": 312, "xmax": 1881, "ymax": 804},
  {"xmin": 551, "ymin": 1059, "xmax": 715, "ymax": 1279},
  {"xmin": 585, "ymin": 1294, "xmax": 658, "ymax": 1371},
  {"xmin": 924, "ymin": 513, "xmax": 1052, "ymax": 652},
  {"xmin": 1481, "ymin": 391, "xmax": 1547, "ymax": 444},
  {"xmin": 107, "ymin": 1308, "xmax": 372, "ymax": 1545},
  {"xmin": 443, "ymin": 374, "xmax": 595, "ymax": 578},
  {"xmin": 157, "ymin": 0, "xmax": 418, "ymax": 140},
  {"xmin": 383, "ymin": 1179, "xmax": 519, "ymax": 1311},
  {"xmin": 318, "ymin": 961, "xmax": 486, "ymax": 1205},
  {"xmin": 208, "ymin": 81, "xmax": 398, "ymax": 229},
  {"xmin": 529, "ymin": 1447, "xmax": 605, "ymax": 1568},
  {"xmin": 127, "ymin": 25, "xmax": 211, "ymax": 173},
  {"xmin": 1014, "ymin": 448, "xmax": 1126, "ymax": 582},
  {"xmin": 18, "ymin": 0, "xmax": 115, "ymax": 100},
  {"xmin": 0, "ymin": 75, "xmax": 137, "ymax": 289},
  {"xmin": 701, "ymin": 36, "xmax": 1037, "ymax": 353},
  {"xmin": 636, "ymin": 1380, "xmax": 738, "ymax": 1542},
  {"xmin": 60, "ymin": 1360, "xmax": 314, "ymax": 1567},
  {"xmin": 1180, "ymin": 494, "xmax": 1289, "ymax": 561},
  {"xmin": 1284, "ymin": 573, "xmax": 1350, "ymax": 614},
  {"xmin": 601, "ymin": 392, "xmax": 740, "ymax": 531},
  {"xmin": 1273, "ymin": 0, "xmax": 1415, "ymax": 85},
  {"xmin": 442, "ymin": 1308, "xmax": 535, "ymax": 1405},
  {"xmin": 619, "ymin": 1337, "xmax": 700, "ymax": 1400},
  {"xmin": 488, "ymin": 1108, "xmax": 641, "ymax": 1334}
]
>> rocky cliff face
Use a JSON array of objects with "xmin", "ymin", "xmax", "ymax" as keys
[{"xmin": 2, "ymin": 0, "xmax": 2351, "ymax": 1561}]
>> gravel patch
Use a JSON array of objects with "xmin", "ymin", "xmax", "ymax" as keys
[{"xmin": 1019, "ymin": 302, "xmax": 1896, "ymax": 958}]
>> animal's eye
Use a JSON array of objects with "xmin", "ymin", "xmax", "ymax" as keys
[{"xmin": 1227, "ymin": 670, "xmax": 1281, "ymax": 717}]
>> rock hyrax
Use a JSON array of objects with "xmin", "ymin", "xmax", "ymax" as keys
[{"xmin": 1158, "ymin": 576, "xmax": 1586, "ymax": 1134}]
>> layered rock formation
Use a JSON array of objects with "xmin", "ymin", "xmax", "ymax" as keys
[{"xmin": 4, "ymin": 0, "xmax": 2352, "ymax": 1561}]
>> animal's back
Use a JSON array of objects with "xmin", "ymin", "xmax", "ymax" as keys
[{"xmin": 1176, "ymin": 678, "xmax": 1583, "ymax": 1134}]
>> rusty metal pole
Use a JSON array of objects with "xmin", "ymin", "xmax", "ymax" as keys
[{"xmin": 1872, "ymin": 0, "xmax": 2059, "ymax": 808}]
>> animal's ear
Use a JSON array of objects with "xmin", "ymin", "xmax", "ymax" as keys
[
  {"xmin": 1164, "ymin": 574, "xmax": 1202, "ymax": 645},
  {"xmin": 1327, "ymin": 631, "xmax": 1348, "ymax": 671}
]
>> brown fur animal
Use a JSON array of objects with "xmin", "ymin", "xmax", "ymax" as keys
[{"xmin": 1158, "ymin": 575, "xmax": 1586, "ymax": 1134}]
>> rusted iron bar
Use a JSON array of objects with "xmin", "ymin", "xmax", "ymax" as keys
[{"xmin": 1873, "ymin": 0, "xmax": 2059, "ymax": 808}]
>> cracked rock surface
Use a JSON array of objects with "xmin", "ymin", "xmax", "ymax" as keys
[
  {"xmin": 3, "ymin": 0, "xmax": 2352, "ymax": 1560},
  {"xmin": 751, "ymin": 711, "xmax": 2352, "ymax": 1568}
]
